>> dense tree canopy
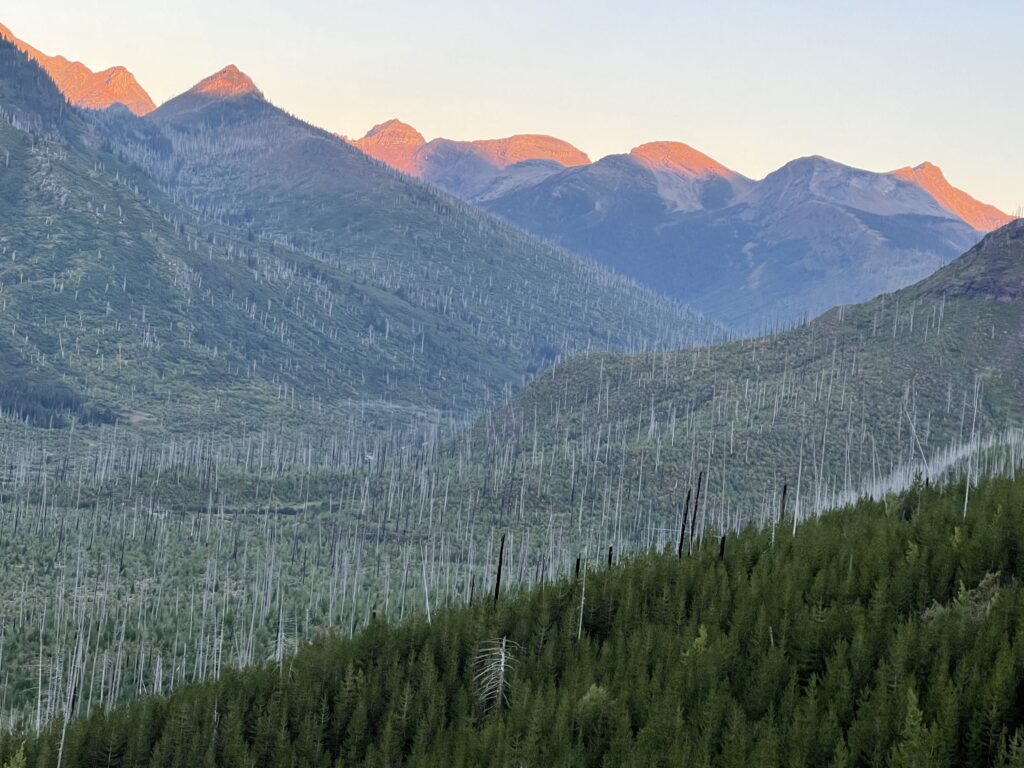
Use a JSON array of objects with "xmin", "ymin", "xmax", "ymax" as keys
[{"xmin": 4, "ymin": 473, "xmax": 1024, "ymax": 766}]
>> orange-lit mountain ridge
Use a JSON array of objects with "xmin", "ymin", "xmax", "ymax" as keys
[
  {"xmin": 890, "ymin": 161, "xmax": 1013, "ymax": 232},
  {"xmin": 0, "ymin": 21, "xmax": 154, "ymax": 115},
  {"xmin": 351, "ymin": 119, "xmax": 590, "ymax": 198}
]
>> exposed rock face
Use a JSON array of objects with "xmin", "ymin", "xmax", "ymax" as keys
[
  {"xmin": 627, "ymin": 141, "xmax": 752, "ymax": 213},
  {"xmin": 188, "ymin": 64, "xmax": 263, "ymax": 99},
  {"xmin": 629, "ymin": 141, "xmax": 736, "ymax": 178},
  {"xmin": 0, "ymin": 21, "xmax": 155, "ymax": 114},
  {"xmin": 353, "ymin": 120, "xmax": 590, "ymax": 178},
  {"xmin": 352, "ymin": 119, "xmax": 426, "ymax": 175},
  {"xmin": 745, "ymin": 156, "xmax": 950, "ymax": 217},
  {"xmin": 891, "ymin": 162, "xmax": 1014, "ymax": 232}
]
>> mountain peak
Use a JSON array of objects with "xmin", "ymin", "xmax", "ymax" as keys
[
  {"xmin": 362, "ymin": 119, "xmax": 425, "ymax": 143},
  {"xmin": 890, "ymin": 162, "xmax": 1012, "ymax": 232},
  {"xmin": 0, "ymin": 21, "xmax": 155, "ymax": 114},
  {"xmin": 353, "ymin": 119, "xmax": 426, "ymax": 174},
  {"xmin": 189, "ymin": 65, "xmax": 263, "ymax": 99},
  {"xmin": 629, "ymin": 141, "xmax": 737, "ymax": 179}
]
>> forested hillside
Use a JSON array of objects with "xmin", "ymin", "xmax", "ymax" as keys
[
  {"xmin": 477, "ymin": 220, "xmax": 1024, "ymax": 531},
  {"xmin": 0, "ymin": 219, "xmax": 1018, "ymax": 734},
  {"xmin": 0, "ymin": 40, "xmax": 714, "ymax": 436},
  {"xmin": 5, "ymin": 473, "xmax": 1024, "ymax": 766}
]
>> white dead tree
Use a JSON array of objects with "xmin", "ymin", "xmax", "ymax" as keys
[{"xmin": 473, "ymin": 637, "xmax": 519, "ymax": 713}]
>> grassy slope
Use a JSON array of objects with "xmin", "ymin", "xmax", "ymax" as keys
[{"xmin": 6, "ymin": 474, "xmax": 1024, "ymax": 766}]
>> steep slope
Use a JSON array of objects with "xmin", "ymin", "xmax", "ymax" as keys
[
  {"xmin": 0, "ymin": 42, "xmax": 425, "ymax": 432},
  {"xmin": 0, "ymin": 45, "xmax": 714, "ymax": 434},
  {"xmin": 8, "ymin": 475, "xmax": 1024, "ymax": 766},
  {"xmin": 486, "ymin": 154, "xmax": 983, "ymax": 330},
  {"xmin": 0, "ymin": 21, "xmax": 154, "ymax": 115},
  {"xmin": 891, "ymin": 161, "xmax": 1014, "ymax": 232}
]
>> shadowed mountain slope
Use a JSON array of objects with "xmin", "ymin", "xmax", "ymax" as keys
[{"xmin": 484, "ymin": 154, "xmax": 988, "ymax": 331}]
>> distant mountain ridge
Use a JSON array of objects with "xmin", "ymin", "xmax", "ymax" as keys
[
  {"xmin": 0, "ymin": 21, "xmax": 154, "ymax": 115},
  {"xmin": 351, "ymin": 118, "xmax": 591, "ymax": 199},
  {"xmin": 352, "ymin": 117, "xmax": 1009, "ymax": 233},
  {"xmin": 351, "ymin": 118, "xmax": 1013, "ymax": 331}
]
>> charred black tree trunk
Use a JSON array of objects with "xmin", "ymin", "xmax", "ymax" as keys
[
  {"xmin": 677, "ymin": 487, "xmax": 692, "ymax": 559},
  {"xmin": 493, "ymin": 534, "xmax": 505, "ymax": 606},
  {"xmin": 689, "ymin": 471, "xmax": 704, "ymax": 554}
]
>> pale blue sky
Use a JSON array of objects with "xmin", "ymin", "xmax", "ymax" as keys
[{"xmin": 6, "ymin": 1, "xmax": 1021, "ymax": 212}]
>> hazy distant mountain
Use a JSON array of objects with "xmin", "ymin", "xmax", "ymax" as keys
[
  {"xmin": 351, "ymin": 119, "xmax": 1011, "ymax": 331},
  {"xmin": 482, "ymin": 153, "xmax": 985, "ymax": 330},
  {"xmin": 352, "ymin": 119, "xmax": 590, "ymax": 199},
  {"xmin": 627, "ymin": 141, "xmax": 753, "ymax": 212},
  {"xmin": 0, "ymin": 21, "xmax": 154, "ymax": 115}
]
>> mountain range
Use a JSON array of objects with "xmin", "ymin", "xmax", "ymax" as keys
[
  {"xmin": 0, "ymin": 19, "xmax": 1014, "ymax": 333},
  {"xmin": 352, "ymin": 119, "xmax": 1014, "ymax": 331}
]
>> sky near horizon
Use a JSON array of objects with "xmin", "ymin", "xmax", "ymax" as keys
[{"xmin": 5, "ymin": 1, "xmax": 1021, "ymax": 212}]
